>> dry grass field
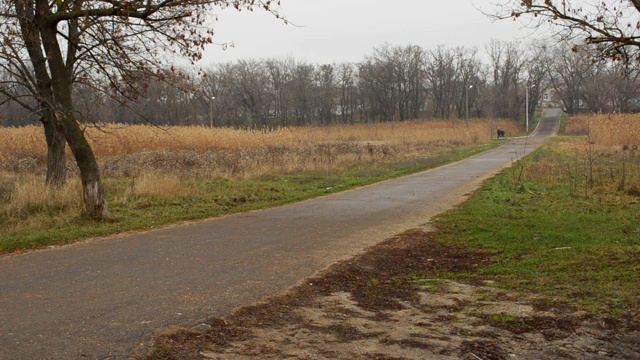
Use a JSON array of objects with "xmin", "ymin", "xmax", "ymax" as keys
[
  {"xmin": 2, "ymin": 114, "xmax": 638, "ymax": 231},
  {"xmin": 530, "ymin": 113, "xmax": 640, "ymax": 196},
  {"xmin": 566, "ymin": 113, "xmax": 640, "ymax": 151},
  {"xmin": 0, "ymin": 119, "xmax": 516, "ymax": 180}
]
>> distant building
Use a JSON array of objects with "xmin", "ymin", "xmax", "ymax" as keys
[{"xmin": 541, "ymin": 88, "xmax": 562, "ymax": 108}]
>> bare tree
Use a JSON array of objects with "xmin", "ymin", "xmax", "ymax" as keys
[
  {"xmin": 0, "ymin": 0, "xmax": 280, "ymax": 216},
  {"xmin": 523, "ymin": 43, "xmax": 547, "ymax": 123},
  {"xmin": 224, "ymin": 60, "xmax": 272, "ymax": 128},
  {"xmin": 452, "ymin": 47, "xmax": 484, "ymax": 119},
  {"xmin": 337, "ymin": 62, "xmax": 357, "ymax": 124},
  {"xmin": 393, "ymin": 45, "xmax": 427, "ymax": 120},
  {"xmin": 290, "ymin": 63, "xmax": 315, "ymax": 126},
  {"xmin": 530, "ymin": 40, "xmax": 640, "ymax": 114},
  {"xmin": 0, "ymin": 14, "xmax": 67, "ymax": 185},
  {"xmin": 486, "ymin": 40, "xmax": 525, "ymax": 121},
  {"xmin": 608, "ymin": 60, "xmax": 640, "ymax": 112},
  {"xmin": 358, "ymin": 46, "xmax": 397, "ymax": 122},
  {"xmin": 581, "ymin": 59, "xmax": 613, "ymax": 113},
  {"xmin": 265, "ymin": 58, "xmax": 295, "ymax": 126},
  {"xmin": 425, "ymin": 46, "xmax": 457, "ymax": 119},
  {"xmin": 545, "ymin": 43, "xmax": 593, "ymax": 114},
  {"xmin": 315, "ymin": 64, "xmax": 335, "ymax": 125},
  {"xmin": 357, "ymin": 44, "xmax": 427, "ymax": 122},
  {"xmin": 495, "ymin": 0, "xmax": 640, "ymax": 60}
]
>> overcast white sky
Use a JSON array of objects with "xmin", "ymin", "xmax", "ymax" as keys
[{"xmin": 200, "ymin": 0, "xmax": 544, "ymax": 65}]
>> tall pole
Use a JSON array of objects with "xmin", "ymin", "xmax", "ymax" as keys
[
  {"xmin": 465, "ymin": 85, "xmax": 472, "ymax": 128},
  {"xmin": 525, "ymin": 85, "xmax": 529, "ymax": 134},
  {"xmin": 209, "ymin": 96, "xmax": 215, "ymax": 128}
]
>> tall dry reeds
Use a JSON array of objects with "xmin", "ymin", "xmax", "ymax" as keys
[
  {"xmin": 566, "ymin": 113, "xmax": 640, "ymax": 152},
  {"xmin": 0, "ymin": 119, "xmax": 519, "ymax": 178},
  {"xmin": 5, "ymin": 175, "xmax": 82, "ymax": 216},
  {"xmin": 531, "ymin": 113, "xmax": 640, "ymax": 196},
  {"xmin": 85, "ymin": 120, "xmax": 502, "ymax": 155}
]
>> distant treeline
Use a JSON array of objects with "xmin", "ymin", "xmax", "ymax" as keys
[{"xmin": 2, "ymin": 40, "xmax": 639, "ymax": 128}]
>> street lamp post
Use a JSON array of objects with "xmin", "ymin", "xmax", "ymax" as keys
[
  {"xmin": 209, "ymin": 96, "xmax": 215, "ymax": 128},
  {"xmin": 525, "ymin": 84, "xmax": 535, "ymax": 134},
  {"xmin": 465, "ymin": 85, "xmax": 473, "ymax": 128}
]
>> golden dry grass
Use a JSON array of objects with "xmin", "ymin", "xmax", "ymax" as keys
[
  {"xmin": 0, "ymin": 119, "xmax": 517, "ymax": 233},
  {"xmin": 566, "ymin": 113, "xmax": 640, "ymax": 153},
  {"xmin": 529, "ymin": 113, "xmax": 640, "ymax": 195},
  {"xmin": 131, "ymin": 171, "xmax": 188, "ymax": 197},
  {"xmin": 84, "ymin": 119, "xmax": 507, "ymax": 156},
  {"xmin": 5, "ymin": 175, "xmax": 82, "ymax": 216},
  {"xmin": 0, "ymin": 119, "xmax": 519, "ymax": 179}
]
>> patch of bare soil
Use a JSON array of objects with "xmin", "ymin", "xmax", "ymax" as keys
[{"xmin": 146, "ymin": 229, "xmax": 640, "ymax": 360}]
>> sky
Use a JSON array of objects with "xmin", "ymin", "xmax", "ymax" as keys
[{"xmin": 200, "ymin": 0, "xmax": 545, "ymax": 65}]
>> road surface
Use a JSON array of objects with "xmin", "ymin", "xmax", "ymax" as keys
[{"xmin": 0, "ymin": 109, "xmax": 561, "ymax": 359}]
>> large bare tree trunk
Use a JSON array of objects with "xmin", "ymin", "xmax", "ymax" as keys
[
  {"xmin": 42, "ymin": 114, "xmax": 66, "ymax": 186},
  {"xmin": 37, "ymin": 13, "xmax": 107, "ymax": 217},
  {"xmin": 55, "ymin": 110, "xmax": 107, "ymax": 216},
  {"xmin": 15, "ymin": 0, "xmax": 67, "ymax": 186}
]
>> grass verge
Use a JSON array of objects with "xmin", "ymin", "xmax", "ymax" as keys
[
  {"xmin": 559, "ymin": 111, "xmax": 570, "ymax": 134},
  {"xmin": 433, "ymin": 137, "xmax": 640, "ymax": 323}
]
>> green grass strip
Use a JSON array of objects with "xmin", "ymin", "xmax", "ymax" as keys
[{"xmin": 431, "ymin": 138, "xmax": 640, "ymax": 323}]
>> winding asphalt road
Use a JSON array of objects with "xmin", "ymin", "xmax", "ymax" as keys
[{"xmin": 0, "ymin": 109, "xmax": 561, "ymax": 359}]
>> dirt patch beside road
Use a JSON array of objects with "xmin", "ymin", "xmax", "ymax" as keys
[{"xmin": 147, "ymin": 229, "xmax": 640, "ymax": 360}]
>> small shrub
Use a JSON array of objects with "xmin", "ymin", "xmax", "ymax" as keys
[
  {"xmin": 627, "ymin": 183, "xmax": 640, "ymax": 197},
  {"xmin": 132, "ymin": 171, "xmax": 187, "ymax": 197},
  {"xmin": 0, "ymin": 173, "xmax": 14, "ymax": 201},
  {"xmin": 7, "ymin": 176, "xmax": 82, "ymax": 216}
]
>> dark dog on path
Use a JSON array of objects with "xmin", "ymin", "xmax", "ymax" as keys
[{"xmin": 497, "ymin": 129, "xmax": 505, "ymax": 139}]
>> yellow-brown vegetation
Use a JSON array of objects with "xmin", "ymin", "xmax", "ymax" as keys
[
  {"xmin": 566, "ymin": 113, "xmax": 640, "ymax": 153},
  {"xmin": 5, "ymin": 175, "xmax": 82, "ymax": 216},
  {"xmin": 131, "ymin": 171, "xmax": 188, "ymax": 197},
  {"xmin": 0, "ymin": 119, "xmax": 518, "ymax": 235},
  {"xmin": 0, "ymin": 119, "xmax": 518, "ymax": 179},
  {"xmin": 531, "ymin": 113, "xmax": 640, "ymax": 196},
  {"xmin": 0, "ymin": 119, "xmax": 517, "ymax": 218}
]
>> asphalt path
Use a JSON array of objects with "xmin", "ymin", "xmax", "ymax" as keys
[{"xmin": 0, "ymin": 109, "xmax": 561, "ymax": 359}]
